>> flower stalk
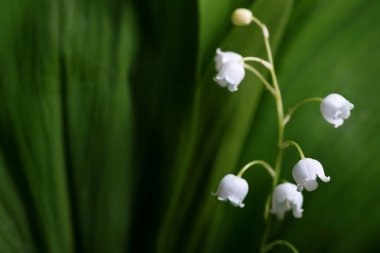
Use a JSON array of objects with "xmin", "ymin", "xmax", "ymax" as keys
[
  {"xmin": 243, "ymin": 64, "xmax": 275, "ymax": 94},
  {"xmin": 242, "ymin": 57, "xmax": 273, "ymax": 69},
  {"xmin": 237, "ymin": 160, "xmax": 275, "ymax": 178},
  {"xmin": 284, "ymin": 97, "xmax": 323, "ymax": 125},
  {"xmin": 250, "ymin": 15, "xmax": 287, "ymax": 252},
  {"xmin": 212, "ymin": 8, "xmax": 354, "ymax": 253},
  {"xmin": 282, "ymin": 140, "xmax": 305, "ymax": 160},
  {"xmin": 264, "ymin": 240, "xmax": 299, "ymax": 253}
]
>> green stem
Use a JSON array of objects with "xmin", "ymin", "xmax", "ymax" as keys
[
  {"xmin": 242, "ymin": 57, "xmax": 273, "ymax": 70},
  {"xmin": 244, "ymin": 64, "xmax": 275, "ymax": 95},
  {"xmin": 251, "ymin": 16, "xmax": 266, "ymax": 32},
  {"xmin": 264, "ymin": 240, "xmax": 299, "ymax": 253},
  {"xmin": 237, "ymin": 160, "xmax": 275, "ymax": 178},
  {"xmin": 284, "ymin": 97, "xmax": 323, "ymax": 125},
  {"xmin": 282, "ymin": 140, "xmax": 305, "ymax": 159},
  {"xmin": 251, "ymin": 16, "xmax": 286, "ymax": 253}
]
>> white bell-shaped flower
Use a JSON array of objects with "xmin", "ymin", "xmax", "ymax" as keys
[
  {"xmin": 270, "ymin": 183, "xmax": 303, "ymax": 220},
  {"xmin": 292, "ymin": 158, "xmax": 330, "ymax": 192},
  {"xmin": 320, "ymin": 93, "xmax": 354, "ymax": 128},
  {"xmin": 212, "ymin": 174, "xmax": 248, "ymax": 207},
  {"xmin": 214, "ymin": 48, "xmax": 245, "ymax": 92},
  {"xmin": 214, "ymin": 48, "xmax": 243, "ymax": 71}
]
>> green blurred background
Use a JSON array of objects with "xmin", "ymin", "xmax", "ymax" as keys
[{"xmin": 0, "ymin": 0, "xmax": 379, "ymax": 252}]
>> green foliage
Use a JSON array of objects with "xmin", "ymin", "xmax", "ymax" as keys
[
  {"xmin": 0, "ymin": 0, "xmax": 379, "ymax": 252},
  {"xmin": 0, "ymin": 0, "xmax": 134, "ymax": 252}
]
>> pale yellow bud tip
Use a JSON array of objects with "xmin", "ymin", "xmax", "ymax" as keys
[{"xmin": 231, "ymin": 8, "xmax": 253, "ymax": 26}]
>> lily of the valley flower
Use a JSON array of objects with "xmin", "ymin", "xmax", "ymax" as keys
[
  {"xmin": 214, "ymin": 48, "xmax": 245, "ymax": 92},
  {"xmin": 292, "ymin": 158, "xmax": 330, "ymax": 192},
  {"xmin": 212, "ymin": 174, "xmax": 248, "ymax": 207},
  {"xmin": 320, "ymin": 93, "xmax": 354, "ymax": 128},
  {"xmin": 271, "ymin": 183, "xmax": 303, "ymax": 220}
]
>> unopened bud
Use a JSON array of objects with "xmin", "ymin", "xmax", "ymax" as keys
[{"xmin": 231, "ymin": 8, "xmax": 253, "ymax": 26}]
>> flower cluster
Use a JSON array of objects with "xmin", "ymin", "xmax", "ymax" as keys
[
  {"xmin": 213, "ymin": 49, "xmax": 353, "ymax": 214},
  {"xmin": 211, "ymin": 9, "xmax": 354, "ymax": 247}
]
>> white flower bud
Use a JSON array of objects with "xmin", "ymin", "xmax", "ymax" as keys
[
  {"xmin": 292, "ymin": 158, "xmax": 330, "ymax": 192},
  {"xmin": 271, "ymin": 183, "xmax": 303, "ymax": 220},
  {"xmin": 320, "ymin": 93, "xmax": 354, "ymax": 128},
  {"xmin": 214, "ymin": 48, "xmax": 245, "ymax": 92},
  {"xmin": 231, "ymin": 8, "xmax": 253, "ymax": 26},
  {"xmin": 212, "ymin": 174, "xmax": 248, "ymax": 208}
]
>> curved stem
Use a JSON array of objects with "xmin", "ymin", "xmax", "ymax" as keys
[
  {"xmin": 242, "ymin": 57, "xmax": 273, "ymax": 70},
  {"xmin": 237, "ymin": 160, "xmax": 275, "ymax": 178},
  {"xmin": 251, "ymin": 16, "xmax": 266, "ymax": 32},
  {"xmin": 282, "ymin": 140, "xmax": 305, "ymax": 159},
  {"xmin": 284, "ymin": 97, "xmax": 323, "ymax": 125},
  {"xmin": 264, "ymin": 240, "xmax": 299, "ymax": 253},
  {"xmin": 244, "ymin": 64, "xmax": 275, "ymax": 95}
]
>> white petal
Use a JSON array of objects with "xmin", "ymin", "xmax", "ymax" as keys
[
  {"xmin": 291, "ymin": 203, "xmax": 303, "ymax": 218},
  {"xmin": 293, "ymin": 158, "xmax": 330, "ymax": 192},
  {"xmin": 333, "ymin": 118, "xmax": 344, "ymax": 128},
  {"xmin": 271, "ymin": 201, "xmax": 288, "ymax": 220},
  {"xmin": 223, "ymin": 62, "xmax": 245, "ymax": 84},
  {"xmin": 214, "ymin": 61, "xmax": 245, "ymax": 92},
  {"xmin": 321, "ymin": 99, "xmax": 340, "ymax": 125},
  {"xmin": 292, "ymin": 159, "xmax": 317, "ymax": 185},
  {"xmin": 228, "ymin": 84, "xmax": 238, "ymax": 92},
  {"xmin": 213, "ymin": 174, "xmax": 249, "ymax": 207},
  {"xmin": 271, "ymin": 183, "xmax": 303, "ymax": 219},
  {"xmin": 228, "ymin": 196, "xmax": 245, "ymax": 208},
  {"xmin": 290, "ymin": 189, "xmax": 303, "ymax": 218},
  {"xmin": 303, "ymin": 179, "xmax": 318, "ymax": 191},
  {"xmin": 341, "ymin": 102, "xmax": 354, "ymax": 119},
  {"xmin": 312, "ymin": 160, "xmax": 331, "ymax": 182},
  {"xmin": 216, "ymin": 196, "xmax": 228, "ymax": 201},
  {"xmin": 320, "ymin": 93, "xmax": 354, "ymax": 127},
  {"xmin": 213, "ymin": 76, "xmax": 228, "ymax": 87},
  {"xmin": 215, "ymin": 48, "xmax": 243, "ymax": 71}
]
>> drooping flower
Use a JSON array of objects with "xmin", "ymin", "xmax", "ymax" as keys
[
  {"xmin": 270, "ymin": 183, "xmax": 303, "ymax": 220},
  {"xmin": 214, "ymin": 48, "xmax": 245, "ymax": 92},
  {"xmin": 231, "ymin": 8, "xmax": 253, "ymax": 26},
  {"xmin": 292, "ymin": 158, "xmax": 330, "ymax": 192},
  {"xmin": 212, "ymin": 174, "xmax": 248, "ymax": 207},
  {"xmin": 320, "ymin": 93, "xmax": 354, "ymax": 128},
  {"xmin": 214, "ymin": 48, "xmax": 242, "ymax": 71}
]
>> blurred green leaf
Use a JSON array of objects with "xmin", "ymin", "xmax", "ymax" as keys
[
  {"xmin": 60, "ymin": 1, "xmax": 135, "ymax": 252},
  {"xmin": 128, "ymin": 0, "xmax": 199, "ymax": 252},
  {"xmin": 0, "ymin": 0, "xmax": 135, "ymax": 252},
  {"xmin": 0, "ymin": 153, "xmax": 34, "ymax": 252},
  {"xmin": 0, "ymin": 1, "xmax": 74, "ymax": 252}
]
